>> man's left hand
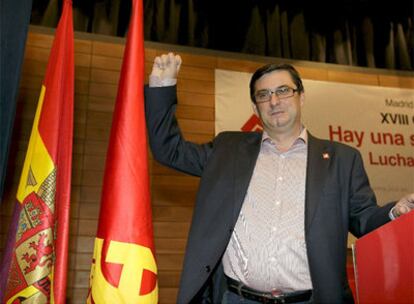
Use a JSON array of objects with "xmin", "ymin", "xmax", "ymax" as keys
[{"xmin": 392, "ymin": 193, "xmax": 414, "ymax": 218}]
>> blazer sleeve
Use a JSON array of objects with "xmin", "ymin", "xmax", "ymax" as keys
[
  {"xmin": 144, "ymin": 85, "xmax": 213, "ymax": 177},
  {"xmin": 347, "ymin": 148, "xmax": 395, "ymax": 237}
]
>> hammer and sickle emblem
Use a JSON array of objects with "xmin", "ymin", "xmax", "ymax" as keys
[{"xmin": 88, "ymin": 238, "xmax": 158, "ymax": 303}]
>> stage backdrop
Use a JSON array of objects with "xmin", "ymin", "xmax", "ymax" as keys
[{"xmin": 215, "ymin": 69, "xmax": 414, "ymax": 213}]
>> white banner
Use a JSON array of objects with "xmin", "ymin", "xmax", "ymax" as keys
[{"xmin": 215, "ymin": 69, "xmax": 414, "ymax": 205}]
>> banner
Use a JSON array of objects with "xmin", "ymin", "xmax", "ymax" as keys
[
  {"xmin": 215, "ymin": 69, "xmax": 414, "ymax": 205},
  {"xmin": 0, "ymin": 1, "xmax": 74, "ymax": 303},
  {"xmin": 87, "ymin": 0, "xmax": 158, "ymax": 303}
]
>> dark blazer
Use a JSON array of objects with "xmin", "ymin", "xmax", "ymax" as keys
[{"xmin": 145, "ymin": 86, "xmax": 395, "ymax": 304}]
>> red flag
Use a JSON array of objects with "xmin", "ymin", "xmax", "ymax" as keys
[
  {"xmin": 87, "ymin": 0, "xmax": 158, "ymax": 302},
  {"xmin": 0, "ymin": 1, "xmax": 74, "ymax": 303}
]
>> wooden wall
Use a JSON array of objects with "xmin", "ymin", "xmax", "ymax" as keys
[{"xmin": 1, "ymin": 27, "xmax": 413, "ymax": 304}]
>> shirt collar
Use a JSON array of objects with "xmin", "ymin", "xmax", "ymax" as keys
[{"xmin": 262, "ymin": 127, "xmax": 308, "ymax": 147}]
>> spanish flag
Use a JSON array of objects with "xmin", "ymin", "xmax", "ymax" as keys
[
  {"xmin": 87, "ymin": 0, "xmax": 158, "ymax": 303},
  {"xmin": 0, "ymin": 1, "xmax": 74, "ymax": 303}
]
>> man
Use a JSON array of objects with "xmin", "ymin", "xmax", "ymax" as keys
[{"xmin": 144, "ymin": 53, "xmax": 414, "ymax": 303}]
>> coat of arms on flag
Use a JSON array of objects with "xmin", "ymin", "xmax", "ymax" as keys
[{"xmin": 0, "ymin": 1, "xmax": 74, "ymax": 303}]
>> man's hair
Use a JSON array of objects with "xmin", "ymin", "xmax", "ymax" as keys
[{"xmin": 249, "ymin": 63, "xmax": 304, "ymax": 103}]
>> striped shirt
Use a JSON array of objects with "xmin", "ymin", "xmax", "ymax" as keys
[{"xmin": 222, "ymin": 128, "xmax": 312, "ymax": 292}]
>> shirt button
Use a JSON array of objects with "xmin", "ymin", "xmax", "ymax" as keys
[
  {"xmin": 270, "ymin": 257, "xmax": 276, "ymax": 262},
  {"xmin": 275, "ymin": 200, "xmax": 281, "ymax": 205},
  {"xmin": 277, "ymin": 176, "xmax": 283, "ymax": 181},
  {"xmin": 272, "ymin": 227, "xmax": 277, "ymax": 232}
]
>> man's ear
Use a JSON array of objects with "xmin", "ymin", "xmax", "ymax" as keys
[
  {"xmin": 252, "ymin": 102, "xmax": 259, "ymax": 115},
  {"xmin": 300, "ymin": 93, "xmax": 305, "ymax": 106}
]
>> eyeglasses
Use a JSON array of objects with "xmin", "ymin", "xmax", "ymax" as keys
[{"xmin": 254, "ymin": 86, "xmax": 299, "ymax": 103}]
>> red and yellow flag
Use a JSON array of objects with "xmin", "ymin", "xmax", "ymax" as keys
[
  {"xmin": 87, "ymin": 0, "xmax": 158, "ymax": 303},
  {"xmin": 0, "ymin": 1, "xmax": 74, "ymax": 303}
]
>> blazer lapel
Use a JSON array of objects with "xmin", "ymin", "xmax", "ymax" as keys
[
  {"xmin": 232, "ymin": 133, "xmax": 262, "ymax": 226},
  {"xmin": 305, "ymin": 133, "xmax": 332, "ymax": 232}
]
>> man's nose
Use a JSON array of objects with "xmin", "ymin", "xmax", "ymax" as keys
[{"xmin": 269, "ymin": 93, "xmax": 281, "ymax": 106}]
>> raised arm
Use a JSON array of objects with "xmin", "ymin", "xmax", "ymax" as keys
[{"xmin": 144, "ymin": 52, "xmax": 213, "ymax": 177}]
